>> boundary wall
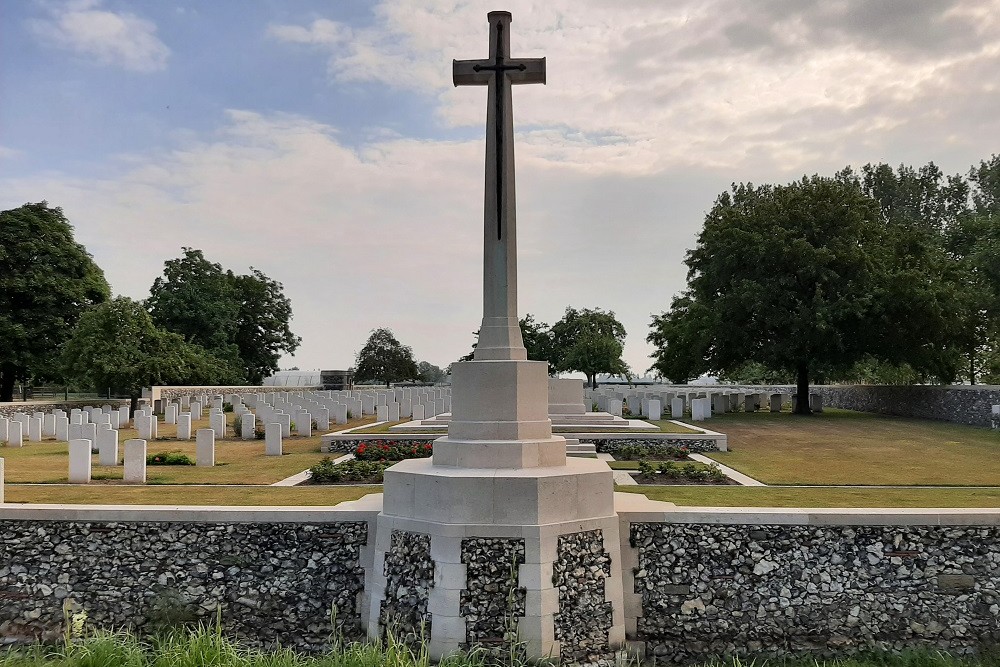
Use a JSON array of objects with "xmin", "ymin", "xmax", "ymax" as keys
[{"xmin": 3, "ymin": 497, "xmax": 1000, "ymax": 662}]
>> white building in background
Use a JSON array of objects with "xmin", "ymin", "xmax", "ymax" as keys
[{"xmin": 263, "ymin": 370, "xmax": 321, "ymax": 387}]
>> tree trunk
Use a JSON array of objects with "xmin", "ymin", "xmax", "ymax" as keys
[
  {"xmin": 969, "ymin": 348, "xmax": 977, "ymax": 385},
  {"xmin": 587, "ymin": 373, "xmax": 596, "ymax": 390},
  {"xmin": 130, "ymin": 394, "xmax": 139, "ymax": 415},
  {"xmin": 794, "ymin": 362, "xmax": 812, "ymax": 415},
  {"xmin": 0, "ymin": 367, "xmax": 13, "ymax": 403}
]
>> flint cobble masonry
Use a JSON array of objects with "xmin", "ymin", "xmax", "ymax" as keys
[
  {"xmin": 554, "ymin": 530, "xmax": 616, "ymax": 664},
  {"xmin": 0, "ymin": 520, "xmax": 368, "ymax": 651},
  {"xmin": 379, "ymin": 530, "xmax": 434, "ymax": 641},
  {"xmin": 584, "ymin": 438, "xmax": 721, "ymax": 455},
  {"xmin": 630, "ymin": 522, "xmax": 1000, "ymax": 663},
  {"xmin": 460, "ymin": 538, "xmax": 526, "ymax": 648}
]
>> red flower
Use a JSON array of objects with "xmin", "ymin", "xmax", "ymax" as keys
[{"xmin": 357, "ymin": 444, "xmax": 367, "ymax": 454}]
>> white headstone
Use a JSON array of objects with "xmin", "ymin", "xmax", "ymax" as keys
[
  {"xmin": 0, "ymin": 417, "xmax": 7, "ymax": 444},
  {"xmin": 0, "ymin": 457, "xmax": 4, "ymax": 504},
  {"xmin": 376, "ymin": 405, "xmax": 389, "ymax": 422},
  {"xmin": 265, "ymin": 422, "xmax": 282, "ymax": 456},
  {"xmin": 607, "ymin": 399, "xmax": 623, "ymax": 418},
  {"xmin": 315, "ymin": 407, "xmax": 330, "ymax": 431},
  {"xmin": 196, "ymin": 429, "xmax": 215, "ymax": 467},
  {"xmin": 7, "ymin": 421, "xmax": 23, "ymax": 448},
  {"xmin": 241, "ymin": 413, "xmax": 256, "ymax": 440},
  {"xmin": 296, "ymin": 414, "xmax": 312, "ymax": 437},
  {"xmin": 648, "ymin": 399, "xmax": 662, "ymax": 421},
  {"xmin": 277, "ymin": 413, "xmax": 291, "ymax": 437},
  {"xmin": 770, "ymin": 394, "xmax": 783, "ymax": 412},
  {"xmin": 68, "ymin": 439, "xmax": 92, "ymax": 483},
  {"xmin": 28, "ymin": 417, "xmax": 43, "ymax": 442},
  {"xmin": 388, "ymin": 402, "xmax": 400, "ymax": 422},
  {"xmin": 177, "ymin": 413, "xmax": 193, "ymax": 440},
  {"xmin": 412, "ymin": 403, "xmax": 426, "ymax": 421},
  {"xmin": 671, "ymin": 397, "xmax": 684, "ymax": 419},
  {"xmin": 98, "ymin": 428, "xmax": 119, "ymax": 466},
  {"xmin": 165, "ymin": 404, "xmax": 178, "ymax": 425},
  {"xmin": 809, "ymin": 393, "xmax": 823, "ymax": 413},
  {"xmin": 123, "ymin": 439, "xmax": 147, "ymax": 483},
  {"xmin": 209, "ymin": 412, "xmax": 226, "ymax": 440},
  {"xmin": 43, "ymin": 413, "xmax": 56, "ymax": 437}
]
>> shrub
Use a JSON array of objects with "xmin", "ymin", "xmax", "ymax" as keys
[
  {"xmin": 254, "ymin": 427, "xmax": 266, "ymax": 440},
  {"xmin": 222, "ymin": 402, "xmax": 234, "ymax": 413},
  {"xmin": 147, "ymin": 452, "xmax": 195, "ymax": 466},
  {"xmin": 309, "ymin": 457, "xmax": 388, "ymax": 483}
]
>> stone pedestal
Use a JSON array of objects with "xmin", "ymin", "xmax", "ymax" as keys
[
  {"xmin": 366, "ymin": 359, "xmax": 625, "ymax": 661},
  {"xmin": 548, "ymin": 378, "xmax": 586, "ymax": 416}
]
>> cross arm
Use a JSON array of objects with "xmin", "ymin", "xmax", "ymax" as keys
[
  {"xmin": 507, "ymin": 57, "xmax": 545, "ymax": 85},
  {"xmin": 453, "ymin": 59, "xmax": 492, "ymax": 86}
]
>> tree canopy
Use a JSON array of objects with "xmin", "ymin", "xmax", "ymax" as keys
[
  {"xmin": 61, "ymin": 297, "xmax": 237, "ymax": 411},
  {"xmin": 648, "ymin": 159, "xmax": 1000, "ymax": 411},
  {"xmin": 0, "ymin": 202, "xmax": 110, "ymax": 401},
  {"xmin": 354, "ymin": 328, "xmax": 419, "ymax": 387},
  {"xmin": 550, "ymin": 307, "xmax": 629, "ymax": 388},
  {"xmin": 147, "ymin": 248, "xmax": 301, "ymax": 383}
]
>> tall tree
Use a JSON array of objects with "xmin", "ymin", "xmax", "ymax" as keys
[
  {"xmin": 652, "ymin": 176, "xmax": 889, "ymax": 414},
  {"xmin": 550, "ymin": 307, "xmax": 629, "ymax": 388},
  {"xmin": 147, "ymin": 248, "xmax": 300, "ymax": 383},
  {"xmin": 230, "ymin": 269, "xmax": 302, "ymax": 384},
  {"xmin": 61, "ymin": 297, "xmax": 237, "ymax": 412},
  {"xmin": 416, "ymin": 361, "xmax": 447, "ymax": 384},
  {"xmin": 0, "ymin": 202, "xmax": 110, "ymax": 401},
  {"xmin": 354, "ymin": 328, "xmax": 419, "ymax": 387}
]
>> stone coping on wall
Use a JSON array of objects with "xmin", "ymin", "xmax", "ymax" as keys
[{"xmin": 0, "ymin": 494, "xmax": 384, "ymax": 522}]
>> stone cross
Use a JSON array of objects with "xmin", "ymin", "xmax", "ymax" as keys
[{"xmin": 453, "ymin": 11, "xmax": 545, "ymax": 362}]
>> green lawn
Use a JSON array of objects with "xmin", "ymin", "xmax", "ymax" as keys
[
  {"xmin": 620, "ymin": 485, "xmax": 1000, "ymax": 507},
  {"xmin": 704, "ymin": 409, "xmax": 1000, "ymax": 486},
  {"xmin": 2, "ymin": 484, "xmax": 378, "ymax": 505},
  {"xmin": 0, "ymin": 415, "xmax": 374, "ymax": 484}
]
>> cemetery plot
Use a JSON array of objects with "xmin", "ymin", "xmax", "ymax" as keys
[
  {"xmin": 703, "ymin": 409, "xmax": 1000, "ymax": 486},
  {"xmin": 0, "ymin": 414, "xmax": 373, "ymax": 484}
]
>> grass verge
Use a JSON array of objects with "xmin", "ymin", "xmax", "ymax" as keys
[
  {"xmin": 1, "ymin": 484, "xmax": 379, "ymax": 506},
  {"xmin": 621, "ymin": 484, "xmax": 1000, "ymax": 507}
]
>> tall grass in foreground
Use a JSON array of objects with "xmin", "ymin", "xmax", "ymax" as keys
[
  {"xmin": 0, "ymin": 624, "xmax": 492, "ymax": 667},
  {"xmin": 3, "ymin": 629, "xmax": 1000, "ymax": 667}
]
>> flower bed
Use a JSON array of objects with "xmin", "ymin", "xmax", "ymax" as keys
[
  {"xmin": 354, "ymin": 440, "xmax": 433, "ymax": 462},
  {"xmin": 309, "ymin": 457, "xmax": 387, "ymax": 484},
  {"xmin": 630, "ymin": 460, "xmax": 734, "ymax": 485}
]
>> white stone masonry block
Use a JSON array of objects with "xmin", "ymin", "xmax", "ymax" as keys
[
  {"xmin": 123, "ymin": 439, "xmax": 147, "ymax": 483},
  {"xmin": 98, "ymin": 428, "xmax": 119, "ymax": 466},
  {"xmin": 265, "ymin": 422, "xmax": 282, "ymax": 456},
  {"xmin": 68, "ymin": 439, "xmax": 92, "ymax": 483},
  {"xmin": 196, "ymin": 429, "xmax": 215, "ymax": 467}
]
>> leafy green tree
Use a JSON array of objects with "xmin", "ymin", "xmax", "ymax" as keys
[
  {"xmin": 651, "ymin": 176, "xmax": 890, "ymax": 414},
  {"xmin": 230, "ymin": 269, "xmax": 301, "ymax": 383},
  {"xmin": 0, "ymin": 202, "xmax": 110, "ymax": 401},
  {"xmin": 61, "ymin": 297, "xmax": 236, "ymax": 412},
  {"xmin": 550, "ymin": 307, "xmax": 628, "ymax": 388},
  {"xmin": 354, "ymin": 328, "xmax": 419, "ymax": 386},
  {"xmin": 416, "ymin": 361, "xmax": 447, "ymax": 384},
  {"xmin": 147, "ymin": 248, "xmax": 300, "ymax": 383}
]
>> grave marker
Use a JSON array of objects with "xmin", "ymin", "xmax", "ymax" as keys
[
  {"xmin": 196, "ymin": 429, "xmax": 215, "ymax": 466},
  {"xmin": 123, "ymin": 439, "xmax": 147, "ymax": 483}
]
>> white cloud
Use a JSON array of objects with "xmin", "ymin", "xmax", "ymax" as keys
[
  {"xmin": 266, "ymin": 18, "xmax": 351, "ymax": 45},
  {"xmin": 0, "ymin": 146, "xmax": 22, "ymax": 160},
  {"xmin": 29, "ymin": 0, "xmax": 170, "ymax": 72}
]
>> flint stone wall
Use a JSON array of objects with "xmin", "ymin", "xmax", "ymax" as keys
[
  {"xmin": 0, "ymin": 518, "xmax": 369, "ymax": 652},
  {"xmin": 695, "ymin": 384, "xmax": 1000, "ymax": 428},
  {"xmin": 584, "ymin": 438, "xmax": 721, "ymax": 454},
  {"xmin": 0, "ymin": 400, "xmax": 130, "ymax": 420},
  {"xmin": 630, "ymin": 521, "xmax": 1000, "ymax": 663},
  {"xmin": 154, "ymin": 386, "xmax": 322, "ymax": 402}
]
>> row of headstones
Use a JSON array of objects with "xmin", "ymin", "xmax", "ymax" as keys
[
  {"xmin": 993, "ymin": 405, "xmax": 999, "ymax": 430},
  {"xmin": 0, "ymin": 404, "xmax": 133, "ymax": 447},
  {"xmin": 585, "ymin": 388, "xmax": 824, "ymax": 421}
]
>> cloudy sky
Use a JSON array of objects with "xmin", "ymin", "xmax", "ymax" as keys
[{"xmin": 2, "ymin": 0, "xmax": 999, "ymax": 376}]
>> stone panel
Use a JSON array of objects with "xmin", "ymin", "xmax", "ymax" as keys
[{"xmin": 553, "ymin": 530, "xmax": 614, "ymax": 664}]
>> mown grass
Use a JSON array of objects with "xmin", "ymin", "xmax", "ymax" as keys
[
  {"xmin": 2, "ymin": 485, "xmax": 379, "ymax": 506},
  {"xmin": 622, "ymin": 485, "xmax": 1000, "ymax": 507},
  {"xmin": 703, "ymin": 409, "xmax": 1000, "ymax": 486},
  {"xmin": 0, "ymin": 416, "xmax": 374, "ymax": 485}
]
